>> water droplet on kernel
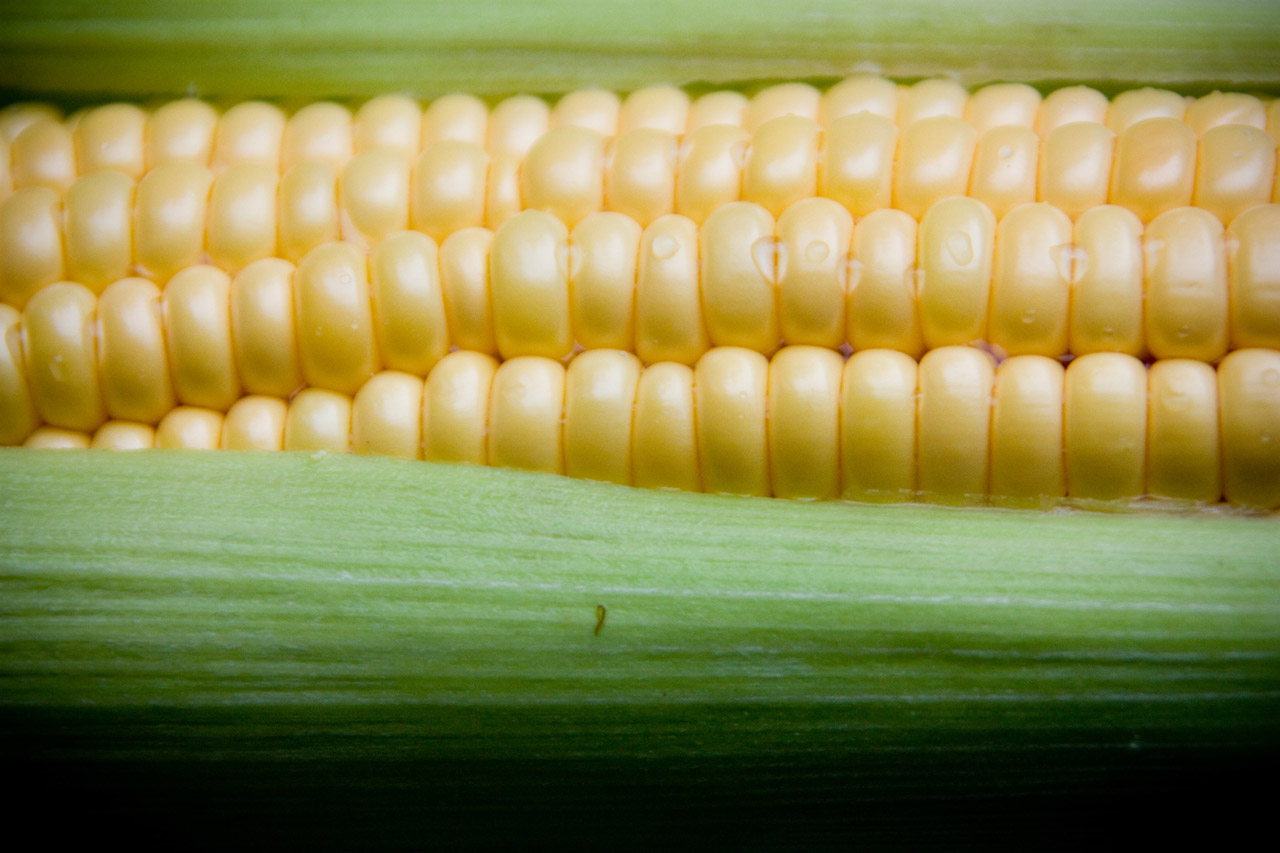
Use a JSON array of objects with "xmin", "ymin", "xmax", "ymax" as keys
[
  {"xmin": 651, "ymin": 234, "xmax": 678, "ymax": 260},
  {"xmin": 1176, "ymin": 324, "xmax": 1191, "ymax": 338},
  {"xmin": 1021, "ymin": 309, "xmax": 1037, "ymax": 324},
  {"xmin": 997, "ymin": 145, "xmax": 1014, "ymax": 159},
  {"xmin": 804, "ymin": 240, "xmax": 829, "ymax": 264},
  {"xmin": 731, "ymin": 139, "xmax": 751, "ymax": 169},
  {"xmin": 751, "ymin": 236, "xmax": 781, "ymax": 283},
  {"xmin": 1050, "ymin": 243, "xmax": 1077, "ymax": 281},
  {"xmin": 844, "ymin": 258, "xmax": 864, "ymax": 293},
  {"xmin": 49, "ymin": 354, "xmax": 65, "ymax": 381},
  {"xmin": 944, "ymin": 231, "xmax": 973, "ymax": 265}
]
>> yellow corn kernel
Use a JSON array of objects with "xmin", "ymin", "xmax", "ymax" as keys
[
  {"xmin": 700, "ymin": 201, "xmax": 778, "ymax": 352},
  {"xmin": 22, "ymin": 281, "xmax": 105, "ymax": 432},
  {"xmin": 486, "ymin": 95, "xmax": 549, "ymax": 160},
  {"xmin": 521, "ymin": 125, "xmax": 606, "ymax": 227},
  {"xmin": 0, "ymin": 187, "xmax": 65, "ymax": 308},
  {"xmin": 767, "ymin": 345, "xmax": 842, "ymax": 500},
  {"xmin": 916, "ymin": 346, "xmax": 994, "ymax": 505},
  {"xmin": 743, "ymin": 115, "xmax": 820, "ymax": 217},
  {"xmin": 351, "ymin": 370, "xmax": 424, "ymax": 459},
  {"xmin": 25, "ymin": 426, "xmax": 91, "ymax": 449},
  {"xmin": 897, "ymin": 78, "xmax": 968, "ymax": 124},
  {"xmin": 605, "ymin": 128, "xmax": 677, "ymax": 227},
  {"xmin": 695, "ymin": 346, "xmax": 770, "ymax": 497},
  {"xmin": 917, "ymin": 196, "xmax": 996, "ymax": 349},
  {"xmin": 422, "ymin": 350, "xmax": 497, "ymax": 466},
  {"xmin": 212, "ymin": 101, "xmax": 285, "ymax": 171},
  {"xmin": 163, "ymin": 265, "xmax": 240, "ymax": 411},
  {"xmin": 73, "ymin": 103, "xmax": 146, "ymax": 180},
  {"xmin": 564, "ymin": 348, "xmax": 642, "ymax": 485},
  {"xmin": 0, "ymin": 303, "xmax": 39, "ymax": 445},
  {"xmin": 1036, "ymin": 86, "xmax": 1109, "ymax": 136},
  {"xmin": 840, "ymin": 348, "xmax": 917, "ymax": 502},
  {"xmin": 64, "ymin": 171, "xmax": 134, "ymax": 292},
  {"xmin": 987, "ymin": 202, "xmax": 1072, "ymax": 357},
  {"xmin": 634, "ymin": 214, "xmax": 708, "ymax": 365},
  {"xmin": 619, "ymin": 86, "xmax": 690, "ymax": 135},
  {"xmin": 1147, "ymin": 359, "xmax": 1221, "ymax": 503},
  {"xmin": 1038, "ymin": 121, "xmax": 1115, "ymax": 218},
  {"xmin": 207, "ymin": 164, "xmax": 279, "ymax": 272},
  {"xmin": 278, "ymin": 162, "xmax": 340, "ymax": 262},
  {"xmin": 989, "ymin": 355, "xmax": 1065, "ymax": 507},
  {"xmin": 294, "ymin": 241, "xmax": 379, "ymax": 395},
  {"xmin": 91, "ymin": 421, "xmax": 155, "ymax": 450},
  {"xmin": 1144, "ymin": 207, "xmax": 1228, "ymax": 361},
  {"xmin": 438, "ymin": 227, "xmax": 497, "ymax": 355},
  {"xmin": 0, "ymin": 103, "xmax": 62, "ymax": 144},
  {"xmin": 490, "ymin": 210, "xmax": 573, "ymax": 360},
  {"xmin": 777, "ymin": 197, "xmax": 851, "ymax": 349},
  {"xmin": 1065, "ymin": 352, "xmax": 1147, "ymax": 501},
  {"xmin": 221, "ymin": 395, "xmax": 287, "ymax": 451},
  {"xmin": 1193, "ymin": 124, "xmax": 1275, "ymax": 224},
  {"xmin": 484, "ymin": 153, "xmax": 522, "ymax": 230},
  {"xmin": 283, "ymin": 388, "xmax": 351, "ymax": 453},
  {"xmin": 821, "ymin": 73, "xmax": 899, "ymax": 124},
  {"xmin": 488, "ymin": 356, "xmax": 565, "ymax": 475},
  {"xmin": 1069, "ymin": 204, "xmax": 1144, "ymax": 355},
  {"xmin": 97, "ymin": 277, "xmax": 175, "ymax": 423},
  {"xmin": 422, "ymin": 94, "xmax": 488, "ymax": 148},
  {"xmin": 410, "ymin": 141, "xmax": 489, "ymax": 242},
  {"xmin": 632, "ymin": 361, "xmax": 700, "ymax": 492},
  {"xmin": 340, "ymin": 149, "xmax": 411, "ymax": 246},
  {"xmin": 893, "ymin": 116, "xmax": 979, "ymax": 219},
  {"xmin": 1109, "ymin": 117, "xmax": 1196, "ymax": 223},
  {"xmin": 549, "ymin": 89, "xmax": 620, "ymax": 137},
  {"xmin": 155, "ymin": 406, "xmax": 223, "ymax": 449},
  {"xmin": 1227, "ymin": 204, "xmax": 1280, "ymax": 350},
  {"xmin": 968, "ymin": 125, "xmax": 1038, "ymax": 219},
  {"xmin": 281, "ymin": 102, "xmax": 353, "ymax": 174},
  {"xmin": 743, "ymin": 83, "xmax": 821, "ymax": 133},
  {"xmin": 1185, "ymin": 92, "xmax": 1267, "ymax": 136},
  {"xmin": 675, "ymin": 124, "xmax": 749, "ymax": 225},
  {"xmin": 686, "ymin": 90, "xmax": 748, "ymax": 132},
  {"xmin": 11, "ymin": 119, "xmax": 76, "ymax": 193},
  {"xmin": 230, "ymin": 258, "xmax": 303, "ymax": 398},
  {"xmin": 369, "ymin": 231, "xmax": 449, "ymax": 376},
  {"xmin": 354, "ymin": 94, "xmax": 422, "ymax": 159},
  {"xmin": 1107, "ymin": 87, "xmax": 1187, "ymax": 133},
  {"xmin": 819, "ymin": 112, "xmax": 897, "ymax": 217},
  {"xmin": 1, "ymin": 136, "xmax": 10, "ymax": 200},
  {"xmin": 1219, "ymin": 348, "xmax": 1280, "ymax": 509},
  {"xmin": 847, "ymin": 209, "xmax": 921, "ymax": 356},
  {"xmin": 133, "ymin": 162, "xmax": 212, "ymax": 283},
  {"xmin": 570, "ymin": 212, "xmax": 642, "ymax": 351},
  {"xmin": 965, "ymin": 83, "xmax": 1041, "ymax": 133},
  {"xmin": 147, "ymin": 99, "xmax": 218, "ymax": 169}
]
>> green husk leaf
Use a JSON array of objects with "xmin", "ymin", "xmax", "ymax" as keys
[{"xmin": 2, "ymin": 0, "xmax": 1279, "ymax": 103}]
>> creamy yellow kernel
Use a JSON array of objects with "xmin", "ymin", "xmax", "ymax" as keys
[
  {"xmin": 968, "ymin": 125, "xmax": 1038, "ymax": 219},
  {"xmin": 964, "ymin": 83, "xmax": 1041, "ymax": 133},
  {"xmin": 1227, "ymin": 204, "xmax": 1280, "ymax": 350},
  {"xmin": 695, "ymin": 347, "xmax": 770, "ymax": 497},
  {"xmin": 743, "ymin": 83, "xmax": 820, "ymax": 133},
  {"xmin": 619, "ymin": 86, "xmax": 690, "ymax": 135},
  {"xmin": 743, "ymin": 115, "xmax": 820, "ymax": 218},
  {"xmin": 570, "ymin": 212, "xmax": 642, "ymax": 351},
  {"xmin": 897, "ymin": 78, "xmax": 968, "ymax": 124},
  {"xmin": 632, "ymin": 361, "xmax": 700, "ymax": 492},
  {"xmin": 340, "ymin": 148, "xmax": 411, "ymax": 245},
  {"xmin": 1069, "ymin": 204, "xmax": 1145, "ymax": 355},
  {"xmin": 486, "ymin": 95, "xmax": 550, "ymax": 159},
  {"xmin": 821, "ymin": 74, "xmax": 899, "ymax": 124},
  {"xmin": 212, "ymin": 101, "xmax": 286, "ymax": 171},
  {"xmin": 988, "ymin": 202, "xmax": 1072, "ymax": 357},
  {"xmin": 1109, "ymin": 117, "xmax": 1196, "ymax": 222},
  {"xmin": 22, "ymin": 282, "xmax": 105, "ymax": 432},
  {"xmin": 278, "ymin": 161, "xmax": 340, "ymax": 263},
  {"xmin": 917, "ymin": 196, "xmax": 996, "ymax": 349},
  {"xmin": 163, "ymin": 265, "xmax": 241, "ymax": 411},
  {"xmin": 133, "ymin": 162, "xmax": 212, "ymax": 284},
  {"xmin": 370, "ymin": 231, "xmax": 449, "ymax": 376},
  {"xmin": 1107, "ymin": 87, "xmax": 1187, "ymax": 133},
  {"xmin": 700, "ymin": 201, "xmax": 778, "ymax": 352},
  {"xmin": 893, "ymin": 115, "xmax": 979, "ymax": 219},
  {"xmin": 354, "ymin": 94, "xmax": 422, "ymax": 158},
  {"xmin": 422, "ymin": 94, "xmax": 488, "ymax": 147},
  {"xmin": 819, "ymin": 112, "xmax": 897, "ymax": 217},
  {"xmin": 97, "ymin": 277, "xmax": 174, "ymax": 423},
  {"xmin": 1145, "ymin": 207, "xmax": 1228, "ymax": 361},
  {"xmin": 847, "ymin": 209, "xmax": 922, "ymax": 356},
  {"xmin": 411, "ymin": 140, "xmax": 489, "ymax": 242},
  {"xmin": 64, "ymin": 171, "xmax": 134, "ymax": 293},
  {"xmin": 74, "ymin": 103, "xmax": 147, "ymax": 179},
  {"xmin": 281, "ymin": 102, "xmax": 353, "ymax": 173},
  {"xmin": 0, "ymin": 303, "xmax": 39, "ymax": 445},
  {"xmin": 841, "ymin": 348, "xmax": 918, "ymax": 502},
  {"xmin": 484, "ymin": 153, "xmax": 522, "ymax": 230},
  {"xmin": 155, "ymin": 406, "xmax": 223, "ymax": 449},
  {"xmin": 0, "ymin": 187, "xmax": 65, "ymax": 308},
  {"xmin": 25, "ymin": 427, "xmax": 91, "ymax": 449},
  {"xmin": 207, "ymin": 164, "xmax": 278, "ymax": 273},
  {"xmin": 222, "ymin": 395, "xmax": 288, "ymax": 451},
  {"xmin": 351, "ymin": 370, "xmax": 424, "ymax": 459},
  {"xmin": 438, "ymin": 227, "xmax": 497, "ymax": 355},
  {"xmin": 1193, "ymin": 123, "xmax": 1275, "ymax": 224},
  {"xmin": 230, "ymin": 258, "xmax": 303, "ymax": 398},
  {"xmin": 675, "ymin": 124, "xmax": 750, "ymax": 225},
  {"xmin": 294, "ymin": 241, "xmax": 379, "ymax": 395},
  {"xmin": 1185, "ymin": 92, "xmax": 1267, "ymax": 136},
  {"xmin": 1039, "ymin": 121, "xmax": 1115, "ymax": 218},
  {"xmin": 635, "ymin": 214, "xmax": 708, "ymax": 365},
  {"xmin": 686, "ymin": 90, "xmax": 748, "ymax": 132},
  {"xmin": 1065, "ymin": 353, "xmax": 1147, "ymax": 501},
  {"xmin": 422, "ymin": 350, "xmax": 497, "ymax": 466},
  {"xmin": 605, "ymin": 128, "xmax": 677, "ymax": 226},
  {"xmin": 989, "ymin": 355, "xmax": 1065, "ymax": 507},
  {"xmin": 91, "ymin": 421, "xmax": 155, "ymax": 450},
  {"xmin": 490, "ymin": 210, "xmax": 573, "ymax": 359},
  {"xmin": 11, "ymin": 119, "xmax": 77, "ymax": 193},
  {"xmin": 488, "ymin": 356, "xmax": 565, "ymax": 475},
  {"xmin": 147, "ymin": 99, "xmax": 218, "ymax": 169},
  {"xmin": 1219, "ymin": 348, "xmax": 1280, "ymax": 509},
  {"xmin": 520, "ymin": 125, "xmax": 605, "ymax": 227},
  {"xmin": 564, "ymin": 349, "xmax": 642, "ymax": 485},
  {"xmin": 917, "ymin": 346, "xmax": 994, "ymax": 505},
  {"xmin": 283, "ymin": 388, "xmax": 352, "ymax": 453},
  {"xmin": 768, "ymin": 345, "xmax": 842, "ymax": 500},
  {"xmin": 1035, "ymin": 86, "xmax": 1109, "ymax": 137},
  {"xmin": 0, "ymin": 103, "xmax": 62, "ymax": 144},
  {"xmin": 549, "ymin": 90, "xmax": 620, "ymax": 137},
  {"xmin": 1146, "ymin": 359, "xmax": 1221, "ymax": 503},
  {"xmin": 777, "ymin": 197, "xmax": 851, "ymax": 349}
]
